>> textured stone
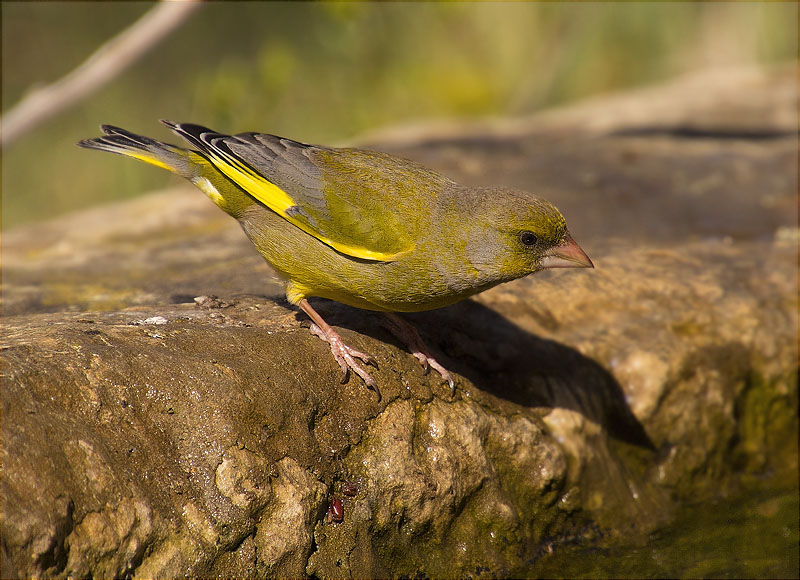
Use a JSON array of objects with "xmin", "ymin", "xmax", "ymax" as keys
[{"xmin": 2, "ymin": 66, "xmax": 796, "ymax": 577}]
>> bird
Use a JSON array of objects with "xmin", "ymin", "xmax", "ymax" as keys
[{"xmin": 78, "ymin": 121, "xmax": 593, "ymax": 400}]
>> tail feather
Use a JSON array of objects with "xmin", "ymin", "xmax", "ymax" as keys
[
  {"xmin": 79, "ymin": 122, "xmax": 257, "ymax": 217},
  {"xmin": 78, "ymin": 125, "xmax": 198, "ymax": 176}
]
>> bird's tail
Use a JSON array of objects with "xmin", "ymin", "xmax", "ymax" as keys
[
  {"xmin": 79, "ymin": 124, "xmax": 255, "ymax": 217},
  {"xmin": 77, "ymin": 124, "xmax": 202, "ymax": 179}
]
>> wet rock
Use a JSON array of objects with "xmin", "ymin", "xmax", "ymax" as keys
[{"xmin": 2, "ymin": 66, "xmax": 796, "ymax": 577}]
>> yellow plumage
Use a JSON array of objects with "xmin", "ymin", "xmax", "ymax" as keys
[{"xmin": 79, "ymin": 121, "xmax": 593, "ymax": 398}]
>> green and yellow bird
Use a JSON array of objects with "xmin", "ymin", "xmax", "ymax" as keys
[{"xmin": 79, "ymin": 122, "xmax": 593, "ymax": 400}]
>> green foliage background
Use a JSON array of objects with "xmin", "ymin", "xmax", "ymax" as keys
[{"xmin": 2, "ymin": 1, "xmax": 796, "ymax": 228}]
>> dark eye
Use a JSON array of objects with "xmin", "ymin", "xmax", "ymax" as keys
[{"xmin": 519, "ymin": 231, "xmax": 538, "ymax": 246}]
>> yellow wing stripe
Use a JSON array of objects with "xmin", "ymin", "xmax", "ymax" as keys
[{"xmin": 205, "ymin": 149, "xmax": 411, "ymax": 262}]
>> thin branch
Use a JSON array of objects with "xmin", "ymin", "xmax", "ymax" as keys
[{"xmin": 1, "ymin": 0, "xmax": 203, "ymax": 148}]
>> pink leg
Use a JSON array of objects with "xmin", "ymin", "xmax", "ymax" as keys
[
  {"xmin": 383, "ymin": 313, "xmax": 455, "ymax": 394},
  {"xmin": 298, "ymin": 299, "xmax": 381, "ymax": 401}
]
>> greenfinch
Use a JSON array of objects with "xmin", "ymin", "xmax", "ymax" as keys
[{"xmin": 79, "ymin": 122, "xmax": 593, "ymax": 400}]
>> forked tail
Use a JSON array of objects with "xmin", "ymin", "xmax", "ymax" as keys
[
  {"xmin": 79, "ymin": 124, "xmax": 256, "ymax": 216},
  {"xmin": 77, "ymin": 125, "xmax": 201, "ymax": 178}
]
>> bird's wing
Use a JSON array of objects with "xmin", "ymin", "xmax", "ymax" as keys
[{"xmin": 166, "ymin": 122, "xmax": 447, "ymax": 261}]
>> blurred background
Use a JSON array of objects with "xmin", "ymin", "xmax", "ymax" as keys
[{"xmin": 2, "ymin": 1, "xmax": 796, "ymax": 229}]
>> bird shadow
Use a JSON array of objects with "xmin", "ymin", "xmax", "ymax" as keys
[{"xmin": 312, "ymin": 297, "xmax": 655, "ymax": 451}]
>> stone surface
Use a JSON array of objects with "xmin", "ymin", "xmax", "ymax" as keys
[{"xmin": 2, "ymin": 66, "xmax": 797, "ymax": 578}]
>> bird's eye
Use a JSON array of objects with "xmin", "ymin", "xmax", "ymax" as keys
[{"xmin": 519, "ymin": 231, "xmax": 538, "ymax": 246}]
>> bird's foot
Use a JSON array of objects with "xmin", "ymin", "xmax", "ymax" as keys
[
  {"xmin": 299, "ymin": 299, "xmax": 381, "ymax": 401},
  {"xmin": 383, "ymin": 313, "xmax": 455, "ymax": 395},
  {"xmin": 309, "ymin": 322, "xmax": 377, "ymax": 379}
]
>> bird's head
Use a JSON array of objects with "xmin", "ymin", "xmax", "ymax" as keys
[{"xmin": 463, "ymin": 187, "xmax": 593, "ymax": 282}]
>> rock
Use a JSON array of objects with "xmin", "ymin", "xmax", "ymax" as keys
[{"xmin": 2, "ymin": 66, "xmax": 796, "ymax": 577}]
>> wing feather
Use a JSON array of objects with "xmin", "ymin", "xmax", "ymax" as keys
[{"xmin": 165, "ymin": 122, "xmax": 447, "ymax": 261}]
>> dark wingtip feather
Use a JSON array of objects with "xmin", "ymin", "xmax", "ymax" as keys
[
  {"xmin": 176, "ymin": 123, "xmax": 218, "ymax": 139},
  {"xmin": 164, "ymin": 121, "xmax": 223, "ymax": 154},
  {"xmin": 100, "ymin": 124, "xmax": 123, "ymax": 135}
]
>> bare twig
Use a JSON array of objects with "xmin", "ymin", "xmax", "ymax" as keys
[{"xmin": 0, "ymin": 0, "xmax": 202, "ymax": 148}]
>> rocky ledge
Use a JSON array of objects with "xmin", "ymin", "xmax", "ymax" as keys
[{"xmin": 2, "ymin": 66, "xmax": 797, "ymax": 578}]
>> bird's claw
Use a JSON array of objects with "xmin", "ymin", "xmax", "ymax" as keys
[
  {"xmin": 309, "ymin": 323, "xmax": 382, "ymax": 401},
  {"xmin": 425, "ymin": 356, "xmax": 455, "ymax": 395},
  {"xmin": 382, "ymin": 313, "xmax": 456, "ymax": 395},
  {"xmin": 410, "ymin": 351, "xmax": 430, "ymax": 374}
]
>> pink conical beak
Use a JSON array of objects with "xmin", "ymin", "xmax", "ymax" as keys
[{"xmin": 540, "ymin": 232, "xmax": 594, "ymax": 269}]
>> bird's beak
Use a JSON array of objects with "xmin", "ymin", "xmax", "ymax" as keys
[{"xmin": 540, "ymin": 232, "xmax": 594, "ymax": 269}]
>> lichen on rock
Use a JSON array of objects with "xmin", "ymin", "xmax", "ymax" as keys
[{"xmin": 2, "ymin": 67, "xmax": 796, "ymax": 578}]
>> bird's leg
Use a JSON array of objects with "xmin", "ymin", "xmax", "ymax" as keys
[
  {"xmin": 382, "ymin": 312, "xmax": 455, "ymax": 395},
  {"xmin": 298, "ymin": 299, "xmax": 381, "ymax": 401}
]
